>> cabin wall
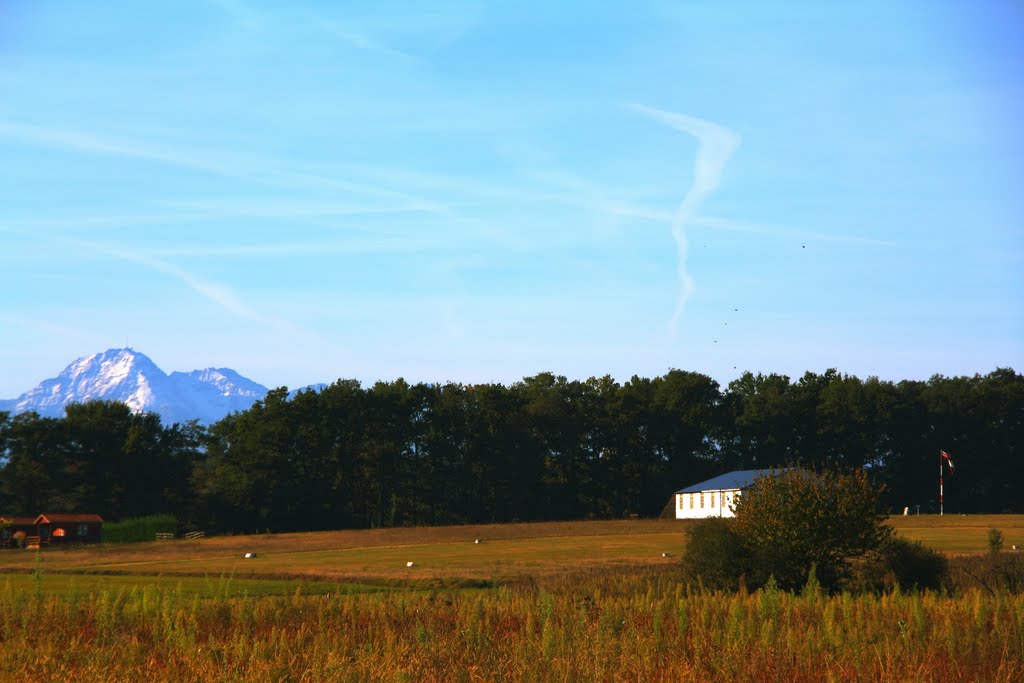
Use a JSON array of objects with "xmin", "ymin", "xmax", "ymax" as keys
[
  {"xmin": 39, "ymin": 523, "xmax": 102, "ymax": 545},
  {"xmin": 675, "ymin": 489, "xmax": 740, "ymax": 519}
]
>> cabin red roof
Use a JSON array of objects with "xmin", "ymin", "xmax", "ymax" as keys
[
  {"xmin": 34, "ymin": 514, "xmax": 104, "ymax": 524},
  {"xmin": 0, "ymin": 516, "xmax": 37, "ymax": 525}
]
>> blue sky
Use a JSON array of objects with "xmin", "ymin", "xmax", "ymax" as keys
[{"xmin": 1, "ymin": 0, "xmax": 1021, "ymax": 396}]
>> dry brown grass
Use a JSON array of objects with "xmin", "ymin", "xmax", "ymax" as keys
[
  {"xmin": 2, "ymin": 515, "xmax": 1021, "ymax": 584},
  {"xmin": 0, "ymin": 519, "xmax": 687, "ymax": 581},
  {"xmin": 0, "ymin": 567, "xmax": 1020, "ymax": 682},
  {"xmin": 2, "ymin": 519, "xmax": 1021, "ymax": 680}
]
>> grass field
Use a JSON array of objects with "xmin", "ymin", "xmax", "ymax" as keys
[
  {"xmin": 0, "ymin": 572, "xmax": 395, "ymax": 598},
  {"xmin": 0, "ymin": 520, "xmax": 684, "ymax": 584},
  {"xmin": 0, "ymin": 564, "xmax": 1020, "ymax": 681},
  {"xmin": 0, "ymin": 516, "xmax": 1020, "ymax": 589},
  {"xmin": 888, "ymin": 513, "xmax": 1024, "ymax": 553},
  {"xmin": 0, "ymin": 516, "xmax": 1021, "ymax": 680}
]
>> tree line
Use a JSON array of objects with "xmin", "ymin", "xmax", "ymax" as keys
[{"xmin": 0, "ymin": 368, "xmax": 1020, "ymax": 533}]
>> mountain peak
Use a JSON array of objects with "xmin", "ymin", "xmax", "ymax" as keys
[
  {"xmin": 62, "ymin": 347, "xmax": 160, "ymax": 380},
  {"xmin": 1, "ymin": 349, "xmax": 270, "ymax": 424}
]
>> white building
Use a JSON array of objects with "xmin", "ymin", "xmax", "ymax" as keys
[{"xmin": 674, "ymin": 469, "xmax": 787, "ymax": 519}]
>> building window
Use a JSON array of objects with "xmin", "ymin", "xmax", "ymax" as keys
[
  {"xmin": 711, "ymin": 493, "xmax": 717, "ymax": 508},
  {"xmin": 700, "ymin": 493, "xmax": 704, "ymax": 508},
  {"xmin": 689, "ymin": 494, "xmax": 694, "ymax": 509},
  {"xmin": 77, "ymin": 524, "xmax": 89, "ymax": 537}
]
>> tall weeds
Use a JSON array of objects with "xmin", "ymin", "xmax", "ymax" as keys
[{"xmin": 0, "ymin": 568, "xmax": 1019, "ymax": 682}]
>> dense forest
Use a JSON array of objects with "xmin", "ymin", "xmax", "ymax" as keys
[{"xmin": 0, "ymin": 368, "xmax": 1020, "ymax": 533}]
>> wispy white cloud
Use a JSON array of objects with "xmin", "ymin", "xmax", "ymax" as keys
[
  {"xmin": 0, "ymin": 116, "xmax": 650, "ymax": 252},
  {"xmin": 567, "ymin": 203, "xmax": 895, "ymax": 247},
  {"xmin": 301, "ymin": 2, "xmax": 480, "ymax": 56},
  {"xmin": 0, "ymin": 119, "xmax": 451, "ymax": 209},
  {"xmin": 309, "ymin": 16, "xmax": 417, "ymax": 61},
  {"xmin": 207, "ymin": 0, "xmax": 265, "ymax": 30},
  {"xmin": 144, "ymin": 237, "xmax": 442, "ymax": 258},
  {"xmin": 121, "ymin": 250, "xmax": 264, "ymax": 321},
  {"xmin": 0, "ymin": 129, "xmax": 530, "ymax": 257},
  {"xmin": 3, "ymin": 225, "xmax": 285, "ymax": 327},
  {"xmin": 0, "ymin": 314, "xmax": 96, "ymax": 342},
  {"xmin": 689, "ymin": 216, "xmax": 896, "ymax": 247},
  {"xmin": 63, "ymin": 236, "xmax": 270, "ymax": 323},
  {"xmin": 0, "ymin": 224, "xmax": 355, "ymax": 384},
  {"xmin": 0, "ymin": 119, "xmax": 264, "ymax": 183},
  {"xmin": 162, "ymin": 197, "xmax": 442, "ymax": 219},
  {"xmin": 207, "ymin": 0, "xmax": 454, "ymax": 62},
  {"xmin": 0, "ymin": 119, "xmax": 525, "ymax": 256},
  {"xmin": 1, "ymin": 208, "xmax": 481, "ymax": 260},
  {"xmin": 2, "ymin": 212, "xmax": 218, "ymax": 232},
  {"xmin": 629, "ymin": 104, "xmax": 740, "ymax": 335}
]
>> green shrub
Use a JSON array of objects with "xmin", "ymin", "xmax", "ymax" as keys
[
  {"xmin": 680, "ymin": 518, "xmax": 749, "ymax": 590},
  {"xmin": 858, "ymin": 536, "xmax": 948, "ymax": 592},
  {"xmin": 988, "ymin": 528, "xmax": 1004, "ymax": 553},
  {"xmin": 102, "ymin": 514, "xmax": 177, "ymax": 544}
]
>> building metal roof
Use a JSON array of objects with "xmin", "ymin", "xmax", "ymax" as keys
[{"xmin": 675, "ymin": 468, "xmax": 792, "ymax": 494}]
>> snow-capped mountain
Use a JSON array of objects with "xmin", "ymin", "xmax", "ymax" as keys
[
  {"xmin": 0, "ymin": 348, "xmax": 270, "ymax": 425},
  {"xmin": 168, "ymin": 367, "xmax": 271, "ymax": 421}
]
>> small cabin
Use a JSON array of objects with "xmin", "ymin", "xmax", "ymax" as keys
[
  {"xmin": 34, "ymin": 514, "xmax": 104, "ymax": 546},
  {"xmin": 0, "ymin": 517, "xmax": 38, "ymax": 548}
]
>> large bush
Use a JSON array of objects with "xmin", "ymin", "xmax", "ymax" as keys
[
  {"xmin": 854, "ymin": 536, "xmax": 948, "ymax": 592},
  {"xmin": 731, "ymin": 468, "xmax": 891, "ymax": 591},
  {"xmin": 682, "ymin": 468, "xmax": 892, "ymax": 592},
  {"xmin": 680, "ymin": 518, "xmax": 748, "ymax": 590},
  {"xmin": 881, "ymin": 537, "xmax": 948, "ymax": 591}
]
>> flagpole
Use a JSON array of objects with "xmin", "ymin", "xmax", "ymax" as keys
[{"xmin": 939, "ymin": 450, "xmax": 944, "ymax": 516}]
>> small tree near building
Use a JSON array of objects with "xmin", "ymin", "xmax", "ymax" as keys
[
  {"xmin": 731, "ymin": 468, "xmax": 892, "ymax": 591},
  {"xmin": 682, "ymin": 468, "xmax": 893, "ymax": 592}
]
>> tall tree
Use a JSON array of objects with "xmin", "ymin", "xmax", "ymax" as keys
[{"xmin": 721, "ymin": 372, "xmax": 798, "ymax": 468}]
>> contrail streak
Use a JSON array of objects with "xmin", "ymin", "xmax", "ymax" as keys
[{"xmin": 629, "ymin": 104, "xmax": 740, "ymax": 335}]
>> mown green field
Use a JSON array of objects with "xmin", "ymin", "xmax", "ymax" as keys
[{"xmin": 889, "ymin": 513, "xmax": 1024, "ymax": 553}]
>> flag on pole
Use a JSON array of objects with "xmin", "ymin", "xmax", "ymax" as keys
[{"xmin": 941, "ymin": 450, "xmax": 954, "ymax": 474}]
